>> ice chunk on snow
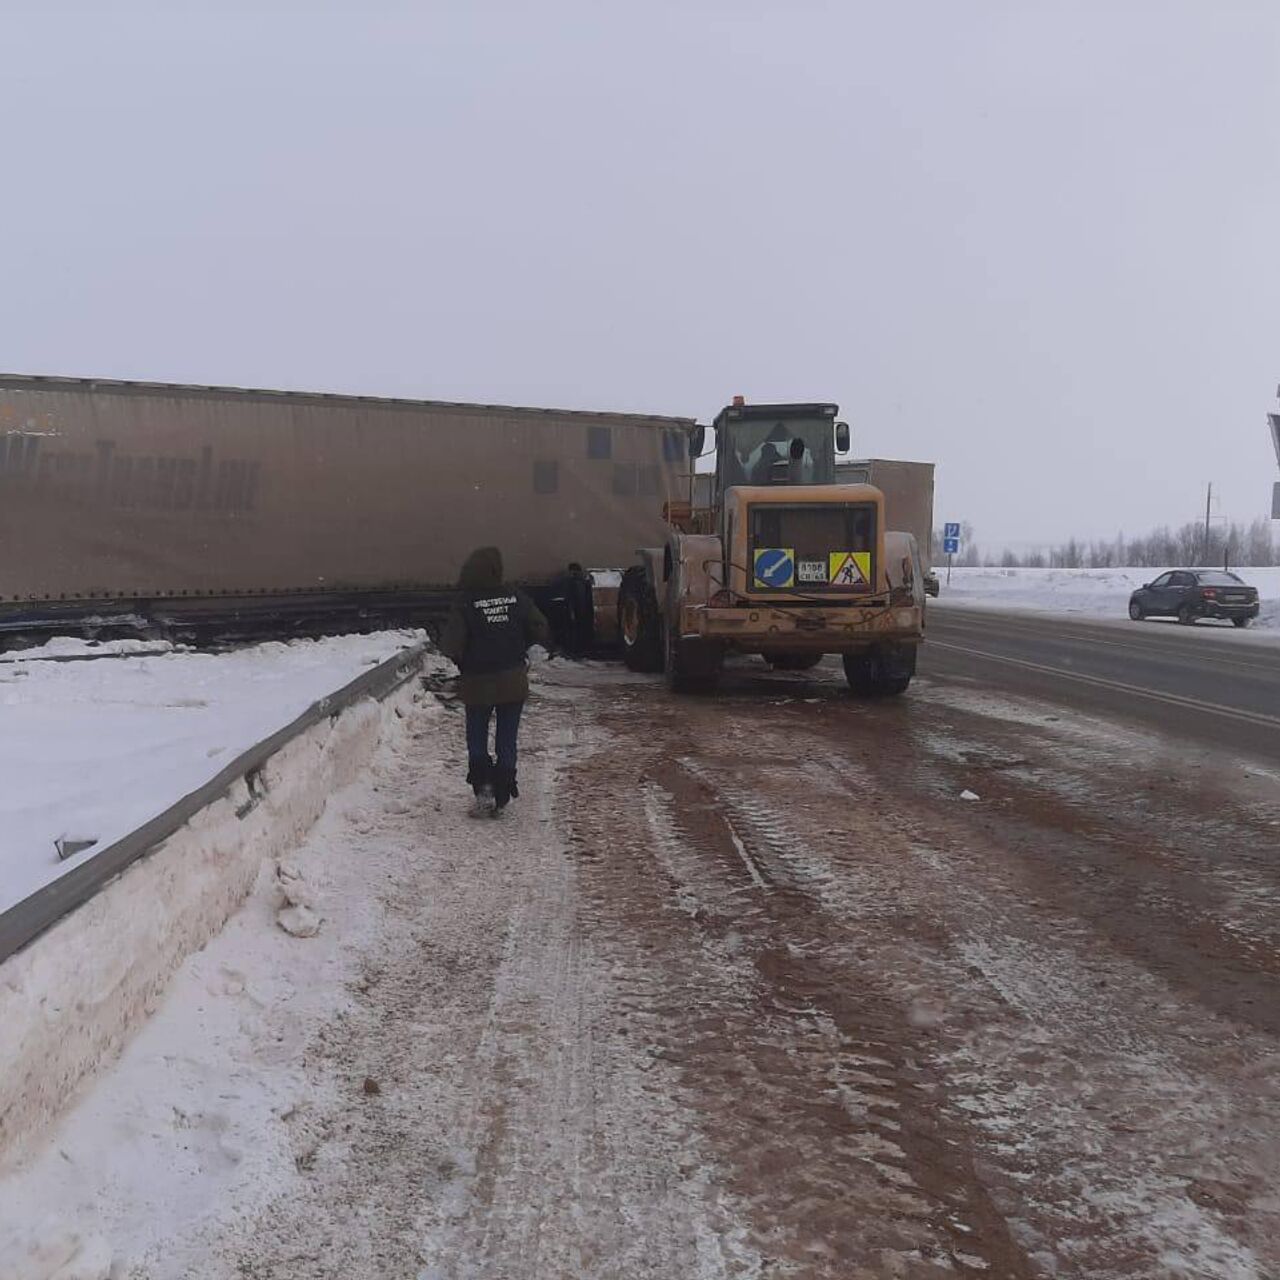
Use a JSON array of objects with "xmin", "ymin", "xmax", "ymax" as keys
[
  {"xmin": 276, "ymin": 905, "xmax": 321, "ymax": 938},
  {"xmin": 275, "ymin": 860, "xmax": 317, "ymax": 910}
]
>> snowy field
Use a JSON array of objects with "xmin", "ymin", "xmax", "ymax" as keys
[
  {"xmin": 0, "ymin": 631, "xmax": 425, "ymax": 915},
  {"xmin": 936, "ymin": 566, "xmax": 1280, "ymax": 635}
]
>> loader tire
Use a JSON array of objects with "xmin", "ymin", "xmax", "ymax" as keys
[
  {"xmin": 665, "ymin": 622, "xmax": 722, "ymax": 694},
  {"xmin": 843, "ymin": 644, "xmax": 915, "ymax": 697},
  {"xmin": 618, "ymin": 566, "xmax": 664, "ymax": 673}
]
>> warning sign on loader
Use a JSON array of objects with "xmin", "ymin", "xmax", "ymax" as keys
[
  {"xmin": 828, "ymin": 551, "xmax": 871, "ymax": 587},
  {"xmin": 754, "ymin": 548, "xmax": 796, "ymax": 589}
]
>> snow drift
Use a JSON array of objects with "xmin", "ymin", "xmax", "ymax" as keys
[
  {"xmin": 936, "ymin": 566, "xmax": 1280, "ymax": 635},
  {"xmin": 0, "ymin": 668, "xmax": 424, "ymax": 1173}
]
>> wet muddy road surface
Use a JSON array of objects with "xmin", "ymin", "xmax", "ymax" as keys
[{"xmin": 541, "ymin": 653, "xmax": 1280, "ymax": 1278}]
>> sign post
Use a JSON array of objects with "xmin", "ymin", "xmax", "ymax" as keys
[
  {"xmin": 943, "ymin": 522, "xmax": 961, "ymax": 585},
  {"xmin": 1267, "ymin": 407, "xmax": 1279, "ymax": 518}
]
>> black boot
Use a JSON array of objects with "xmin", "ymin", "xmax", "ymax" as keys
[
  {"xmin": 492, "ymin": 766, "xmax": 516, "ymax": 812},
  {"xmin": 466, "ymin": 756, "xmax": 495, "ymax": 799}
]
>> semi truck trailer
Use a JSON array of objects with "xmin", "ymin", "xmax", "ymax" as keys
[{"xmin": 0, "ymin": 374, "xmax": 692, "ymax": 643}]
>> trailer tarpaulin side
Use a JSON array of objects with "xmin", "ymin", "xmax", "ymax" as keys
[
  {"xmin": 0, "ymin": 377, "xmax": 694, "ymax": 609},
  {"xmin": 836, "ymin": 459, "xmax": 935, "ymax": 570}
]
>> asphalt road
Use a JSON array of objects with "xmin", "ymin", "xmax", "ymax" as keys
[{"xmin": 925, "ymin": 606, "xmax": 1280, "ymax": 763}]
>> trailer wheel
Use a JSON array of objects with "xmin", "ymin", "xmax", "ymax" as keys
[
  {"xmin": 842, "ymin": 644, "xmax": 915, "ymax": 697},
  {"xmin": 618, "ymin": 567, "xmax": 664, "ymax": 672},
  {"xmin": 665, "ymin": 623, "xmax": 722, "ymax": 694}
]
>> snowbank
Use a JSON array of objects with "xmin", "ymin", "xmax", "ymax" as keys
[
  {"xmin": 0, "ymin": 666, "xmax": 429, "ymax": 1178},
  {"xmin": 935, "ymin": 566, "xmax": 1280, "ymax": 635},
  {"xmin": 0, "ymin": 631, "xmax": 425, "ymax": 915},
  {"xmin": 0, "ymin": 636, "xmax": 178, "ymax": 663}
]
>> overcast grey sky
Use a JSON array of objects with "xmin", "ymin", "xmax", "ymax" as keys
[{"xmin": 3, "ymin": 1, "xmax": 1278, "ymax": 552}]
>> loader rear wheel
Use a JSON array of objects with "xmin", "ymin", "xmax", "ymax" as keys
[
  {"xmin": 665, "ymin": 621, "xmax": 722, "ymax": 694},
  {"xmin": 842, "ymin": 644, "xmax": 916, "ymax": 697},
  {"xmin": 618, "ymin": 567, "xmax": 664, "ymax": 673}
]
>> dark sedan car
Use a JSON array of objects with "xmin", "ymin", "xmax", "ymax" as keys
[{"xmin": 1128, "ymin": 570, "xmax": 1261, "ymax": 627}]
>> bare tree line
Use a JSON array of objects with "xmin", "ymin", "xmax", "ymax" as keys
[{"xmin": 932, "ymin": 518, "xmax": 1279, "ymax": 570}]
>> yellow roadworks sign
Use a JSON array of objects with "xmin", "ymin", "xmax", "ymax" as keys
[{"xmin": 828, "ymin": 551, "xmax": 870, "ymax": 586}]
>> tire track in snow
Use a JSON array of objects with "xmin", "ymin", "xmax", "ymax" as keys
[
  {"xmin": 691, "ymin": 696, "xmax": 1280, "ymax": 1279},
  {"xmin": 561, "ymin": 706, "xmax": 1035, "ymax": 1277}
]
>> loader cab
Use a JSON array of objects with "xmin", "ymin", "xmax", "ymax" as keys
[
  {"xmin": 712, "ymin": 400, "xmax": 841, "ymax": 505},
  {"xmin": 708, "ymin": 401, "xmax": 883, "ymax": 601}
]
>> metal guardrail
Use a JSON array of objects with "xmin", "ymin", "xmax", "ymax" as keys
[
  {"xmin": 0, "ymin": 642, "xmax": 428, "ymax": 965},
  {"xmin": 0, "ymin": 646, "xmax": 177, "ymax": 665}
]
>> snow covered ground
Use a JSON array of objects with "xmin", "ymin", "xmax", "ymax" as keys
[
  {"xmin": 935, "ymin": 566, "xmax": 1280, "ymax": 635},
  {"xmin": 0, "ymin": 677, "xmax": 441, "ymax": 1279},
  {"xmin": 0, "ymin": 631, "xmax": 425, "ymax": 915},
  {"xmin": 0, "ymin": 669, "xmax": 731, "ymax": 1280}
]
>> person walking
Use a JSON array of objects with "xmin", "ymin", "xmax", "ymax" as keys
[{"xmin": 439, "ymin": 546, "xmax": 552, "ymax": 815}]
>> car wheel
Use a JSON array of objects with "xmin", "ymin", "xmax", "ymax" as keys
[
  {"xmin": 1128, "ymin": 600, "xmax": 1145, "ymax": 621},
  {"xmin": 1177, "ymin": 604, "xmax": 1196, "ymax": 625},
  {"xmin": 1232, "ymin": 617, "xmax": 1251, "ymax": 629}
]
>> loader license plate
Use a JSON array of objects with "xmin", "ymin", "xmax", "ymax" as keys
[{"xmin": 797, "ymin": 560, "xmax": 828, "ymax": 584}]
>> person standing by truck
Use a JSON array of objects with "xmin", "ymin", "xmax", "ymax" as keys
[{"xmin": 439, "ymin": 546, "xmax": 552, "ymax": 815}]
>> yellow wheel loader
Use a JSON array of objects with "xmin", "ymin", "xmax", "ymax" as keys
[{"xmin": 618, "ymin": 398, "xmax": 925, "ymax": 694}]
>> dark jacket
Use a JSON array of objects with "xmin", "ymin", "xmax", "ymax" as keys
[{"xmin": 439, "ymin": 547, "xmax": 552, "ymax": 706}]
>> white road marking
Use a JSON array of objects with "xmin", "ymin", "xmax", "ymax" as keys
[
  {"xmin": 928, "ymin": 640, "xmax": 1280, "ymax": 731},
  {"xmin": 936, "ymin": 615, "xmax": 1280, "ymax": 674}
]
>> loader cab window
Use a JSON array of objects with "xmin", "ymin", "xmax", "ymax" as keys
[
  {"xmin": 752, "ymin": 503, "xmax": 874, "ymax": 554},
  {"xmin": 719, "ymin": 419, "xmax": 834, "ymax": 489}
]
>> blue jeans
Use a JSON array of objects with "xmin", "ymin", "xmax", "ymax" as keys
[{"xmin": 465, "ymin": 702, "xmax": 524, "ymax": 774}]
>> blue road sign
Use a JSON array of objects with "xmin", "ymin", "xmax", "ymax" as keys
[
  {"xmin": 753, "ymin": 547, "xmax": 795, "ymax": 588},
  {"xmin": 944, "ymin": 522, "xmax": 961, "ymax": 540},
  {"xmin": 943, "ymin": 537, "xmax": 960, "ymax": 554}
]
